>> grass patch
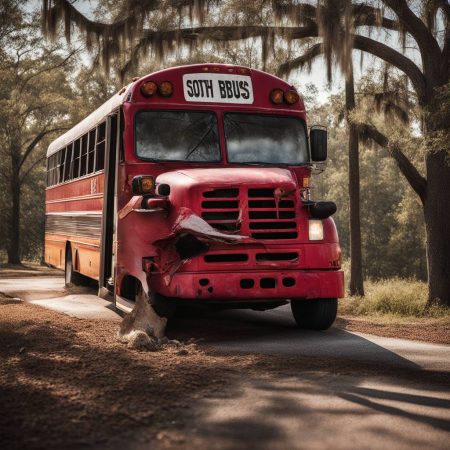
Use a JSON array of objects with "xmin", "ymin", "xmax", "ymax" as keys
[{"xmin": 339, "ymin": 278, "xmax": 450, "ymax": 321}]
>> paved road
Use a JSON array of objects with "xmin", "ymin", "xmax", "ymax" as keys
[
  {"xmin": 1, "ymin": 276, "xmax": 449, "ymax": 449},
  {"xmin": 0, "ymin": 276, "xmax": 120, "ymax": 321}
]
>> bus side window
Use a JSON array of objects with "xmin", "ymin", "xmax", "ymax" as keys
[
  {"xmin": 64, "ymin": 144, "xmax": 72, "ymax": 181},
  {"xmin": 46, "ymin": 157, "xmax": 50, "ymax": 187},
  {"xmin": 80, "ymin": 134, "xmax": 88, "ymax": 177},
  {"xmin": 96, "ymin": 121, "xmax": 106, "ymax": 171},
  {"xmin": 46, "ymin": 159, "xmax": 50, "ymax": 186},
  {"xmin": 55, "ymin": 154, "xmax": 58, "ymax": 184},
  {"xmin": 55, "ymin": 150, "xmax": 61, "ymax": 185},
  {"xmin": 59, "ymin": 148, "xmax": 66, "ymax": 184},
  {"xmin": 88, "ymin": 129, "xmax": 96, "ymax": 174},
  {"xmin": 54, "ymin": 153, "xmax": 58, "ymax": 185},
  {"xmin": 73, "ymin": 140, "xmax": 80, "ymax": 179},
  {"xmin": 48, "ymin": 155, "xmax": 53, "ymax": 186}
]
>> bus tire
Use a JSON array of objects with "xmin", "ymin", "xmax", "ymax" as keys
[
  {"xmin": 65, "ymin": 245, "xmax": 85, "ymax": 287},
  {"xmin": 149, "ymin": 292, "xmax": 177, "ymax": 319},
  {"xmin": 291, "ymin": 298, "xmax": 337, "ymax": 330}
]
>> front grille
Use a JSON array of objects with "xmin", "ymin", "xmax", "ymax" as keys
[
  {"xmin": 201, "ymin": 189, "xmax": 240, "ymax": 232},
  {"xmin": 201, "ymin": 186, "xmax": 298, "ymax": 239},
  {"xmin": 247, "ymin": 188, "xmax": 298, "ymax": 240}
]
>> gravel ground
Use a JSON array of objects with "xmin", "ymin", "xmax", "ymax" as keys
[
  {"xmin": 1, "ymin": 293, "xmax": 449, "ymax": 450},
  {"xmin": 0, "ymin": 292, "xmax": 241, "ymax": 449}
]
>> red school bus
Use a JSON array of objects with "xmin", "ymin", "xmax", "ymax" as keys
[{"xmin": 45, "ymin": 63, "xmax": 344, "ymax": 330}]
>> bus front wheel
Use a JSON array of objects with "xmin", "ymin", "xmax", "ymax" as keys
[
  {"xmin": 291, "ymin": 298, "xmax": 337, "ymax": 330},
  {"xmin": 149, "ymin": 292, "xmax": 177, "ymax": 319}
]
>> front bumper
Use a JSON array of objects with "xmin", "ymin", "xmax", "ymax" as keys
[{"xmin": 154, "ymin": 269, "xmax": 344, "ymax": 301}]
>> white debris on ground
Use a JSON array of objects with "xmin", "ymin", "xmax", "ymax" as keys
[
  {"xmin": 117, "ymin": 285, "xmax": 198, "ymax": 353},
  {"xmin": 117, "ymin": 285, "xmax": 167, "ymax": 350}
]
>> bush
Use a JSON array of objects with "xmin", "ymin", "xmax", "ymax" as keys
[{"xmin": 340, "ymin": 278, "xmax": 450, "ymax": 319}]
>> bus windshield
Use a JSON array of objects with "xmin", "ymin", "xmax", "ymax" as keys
[
  {"xmin": 224, "ymin": 113, "xmax": 308, "ymax": 165},
  {"xmin": 135, "ymin": 110, "xmax": 221, "ymax": 162}
]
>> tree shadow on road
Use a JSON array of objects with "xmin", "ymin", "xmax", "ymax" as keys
[
  {"xmin": 163, "ymin": 306, "xmax": 450, "ymax": 450},
  {"xmin": 1, "ymin": 297, "xmax": 449, "ymax": 450},
  {"xmin": 168, "ymin": 305, "xmax": 422, "ymax": 370}
]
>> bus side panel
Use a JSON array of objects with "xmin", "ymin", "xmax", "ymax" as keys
[
  {"xmin": 70, "ymin": 240, "xmax": 101, "ymax": 280},
  {"xmin": 44, "ymin": 234, "xmax": 66, "ymax": 270},
  {"xmin": 44, "ymin": 235, "xmax": 101, "ymax": 280},
  {"xmin": 44, "ymin": 173, "xmax": 104, "ymax": 279}
]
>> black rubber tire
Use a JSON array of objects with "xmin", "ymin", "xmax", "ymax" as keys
[
  {"xmin": 291, "ymin": 298, "xmax": 337, "ymax": 330},
  {"xmin": 149, "ymin": 292, "xmax": 177, "ymax": 319},
  {"xmin": 65, "ymin": 246, "xmax": 86, "ymax": 287}
]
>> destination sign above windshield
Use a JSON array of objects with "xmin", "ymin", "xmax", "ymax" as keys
[{"xmin": 182, "ymin": 73, "xmax": 254, "ymax": 104}]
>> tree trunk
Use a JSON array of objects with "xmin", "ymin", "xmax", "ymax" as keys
[
  {"xmin": 7, "ymin": 153, "xmax": 21, "ymax": 265},
  {"xmin": 424, "ymin": 150, "xmax": 450, "ymax": 306},
  {"xmin": 346, "ymin": 70, "xmax": 364, "ymax": 296}
]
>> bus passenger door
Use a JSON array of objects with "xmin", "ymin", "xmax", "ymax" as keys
[{"xmin": 99, "ymin": 112, "xmax": 118, "ymax": 295}]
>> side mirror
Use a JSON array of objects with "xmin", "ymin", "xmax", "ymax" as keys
[{"xmin": 310, "ymin": 126, "xmax": 327, "ymax": 162}]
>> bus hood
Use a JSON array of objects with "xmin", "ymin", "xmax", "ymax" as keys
[{"xmin": 157, "ymin": 167, "xmax": 297, "ymax": 188}]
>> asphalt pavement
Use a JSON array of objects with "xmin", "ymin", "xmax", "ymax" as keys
[{"xmin": 1, "ymin": 276, "xmax": 449, "ymax": 449}]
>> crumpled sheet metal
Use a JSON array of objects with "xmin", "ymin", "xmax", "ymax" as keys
[
  {"xmin": 152, "ymin": 207, "xmax": 256, "ymax": 286},
  {"xmin": 165, "ymin": 207, "xmax": 250, "ymax": 244}
]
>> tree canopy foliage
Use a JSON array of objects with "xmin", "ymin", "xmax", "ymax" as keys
[{"xmin": 0, "ymin": 1, "xmax": 77, "ymax": 263}]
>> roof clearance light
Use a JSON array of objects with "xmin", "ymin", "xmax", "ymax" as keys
[
  {"xmin": 158, "ymin": 81, "xmax": 173, "ymax": 97},
  {"xmin": 140, "ymin": 81, "xmax": 158, "ymax": 97},
  {"xmin": 284, "ymin": 90, "xmax": 300, "ymax": 104},
  {"xmin": 270, "ymin": 88, "xmax": 284, "ymax": 104}
]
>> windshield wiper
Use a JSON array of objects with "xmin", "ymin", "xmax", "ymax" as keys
[{"xmin": 184, "ymin": 123, "xmax": 215, "ymax": 160}]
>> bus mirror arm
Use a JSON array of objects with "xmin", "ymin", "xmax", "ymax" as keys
[
  {"xmin": 118, "ymin": 195, "xmax": 170, "ymax": 219},
  {"xmin": 142, "ymin": 196, "xmax": 170, "ymax": 211}
]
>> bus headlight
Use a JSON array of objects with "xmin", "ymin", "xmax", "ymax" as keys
[{"xmin": 309, "ymin": 220, "xmax": 324, "ymax": 241}]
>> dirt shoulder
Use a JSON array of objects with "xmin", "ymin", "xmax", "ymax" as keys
[
  {"xmin": 336, "ymin": 315, "xmax": 450, "ymax": 345},
  {"xmin": 0, "ymin": 263, "xmax": 60, "ymax": 278},
  {"xmin": 0, "ymin": 292, "xmax": 241, "ymax": 449}
]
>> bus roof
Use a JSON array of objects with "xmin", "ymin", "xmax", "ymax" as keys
[
  {"xmin": 47, "ymin": 64, "xmax": 302, "ymax": 158},
  {"xmin": 46, "ymin": 83, "xmax": 134, "ymax": 157}
]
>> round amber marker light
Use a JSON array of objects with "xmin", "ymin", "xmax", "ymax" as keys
[
  {"xmin": 158, "ymin": 81, "xmax": 173, "ymax": 97},
  {"xmin": 270, "ymin": 88, "xmax": 284, "ymax": 104},
  {"xmin": 140, "ymin": 81, "xmax": 158, "ymax": 97},
  {"xmin": 141, "ymin": 177, "xmax": 154, "ymax": 193},
  {"xmin": 284, "ymin": 90, "xmax": 299, "ymax": 104}
]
